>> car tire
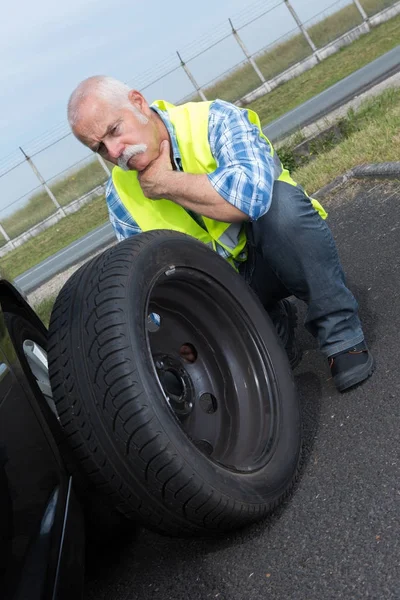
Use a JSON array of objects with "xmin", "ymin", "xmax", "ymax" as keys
[{"xmin": 48, "ymin": 231, "xmax": 302, "ymax": 537}]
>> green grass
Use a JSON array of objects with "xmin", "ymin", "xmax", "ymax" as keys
[
  {"xmin": 277, "ymin": 87, "xmax": 400, "ymax": 171},
  {"xmin": 1, "ymin": 197, "xmax": 57, "ymax": 242},
  {"xmin": 48, "ymin": 159, "xmax": 108, "ymax": 206},
  {"xmin": 34, "ymin": 295, "xmax": 57, "ymax": 328},
  {"xmin": 199, "ymin": 3, "xmax": 363, "ymax": 103},
  {"xmin": 0, "ymin": 195, "xmax": 109, "ymax": 280},
  {"xmin": 292, "ymin": 89, "xmax": 400, "ymax": 193},
  {"xmin": 307, "ymin": 3, "xmax": 362, "ymax": 48},
  {"xmin": 0, "ymin": 160, "xmax": 108, "ymax": 240},
  {"xmin": 203, "ymin": 35, "xmax": 312, "ymax": 104},
  {"xmin": 248, "ymin": 12, "xmax": 400, "ymax": 126},
  {"xmin": 191, "ymin": 0, "xmax": 395, "ymax": 103},
  {"xmin": 363, "ymin": 0, "xmax": 398, "ymax": 16}
]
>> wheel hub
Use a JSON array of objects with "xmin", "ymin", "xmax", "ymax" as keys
[
  {"xmin": 154, "ymin": 354, "xmax": 194, "ymax": 417},
  {"xmin": 146, "ymin": 268, "xmax": 278, "ymax": 473}
]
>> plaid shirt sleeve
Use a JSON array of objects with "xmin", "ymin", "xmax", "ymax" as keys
[
  {"xmin": 207, "ymin": 99, "xmax": 275, "ymax": 220},
  {"xmin": 105, "ymin": 177, "xmax": 142, "ymax": 241}
]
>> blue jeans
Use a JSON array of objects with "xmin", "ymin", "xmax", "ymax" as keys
[{"xmin": 240, "ymin": 181, "xmax": 365, "ymax": 357}]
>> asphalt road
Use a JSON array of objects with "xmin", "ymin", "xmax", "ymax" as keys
[
  {"xmin": 15, "ymin": 45, "xmax": 400, "ymax": 294},
  {"xmin": 15, "ymin": 222, "xmax": 115, "ymax": 294},
  {"xmin": 264, "ymin": 44, "xmax": 400, "ymax": 141},
  {"xmin": 84, "ymin": 177, "xmax": 400, "ymax": 600}
]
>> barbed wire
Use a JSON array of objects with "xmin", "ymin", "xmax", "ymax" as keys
[
  {"xmin": 29, "ymin": 132, "xmax": 74, "ymax": 160},
  {"xmin": 236, "ymin": 0, "xmax": 284, "ymax": 32},
  {"xmin": 302, "ymin": 0, "xmax": 351, "ymax": 26},
  {"xmin": 0, "ymin": 182, "xmax": 44, "ymax": 216},
  {"xmin": 24, "ymin": 125, "xmax": 72, "ymax": 157},
  {"xmin": 0, "ymin": 0, "xmax": 286, "ymax": 170},
  {"xmin": 0, "ymin": 158, "xmax": 27, "ymax": 180},
  {"xmin": 0, "ymin": 0, "xmax": 388, "ymax": 202},
  {"xmin": 0, "ymin": 0, "xmax": 392, "ymax": 243},
  {"xmin": 137, "ymin": 64, "xmax": 183, "ymax": 94},
  {"xmin": 252, "ymin": 24, "xmax": 300, "ymax": 58},
  {"xmin": 22, "ymin": 120, "xmax": 69, "ymax": 150},
  {"xmin": 46, "ymin": 153, "xmax": 103, "ymax": 185},
  {"xmin": 192, "ymin": 57, "xmax": 249, "ymax": 95},
  {"xmin": 169, "ymin": 0, "xmax": 281, "ymax": 62},
  {"xmin": 178, "ymin": 32, "xmax": 234, "ymax": 66}
]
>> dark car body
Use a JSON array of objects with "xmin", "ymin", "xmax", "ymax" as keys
[{"xmin": 0, "ymin": 279, "xmax": 85, "ymax": 600}]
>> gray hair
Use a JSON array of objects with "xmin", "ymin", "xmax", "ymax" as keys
[{"xmin": 67, "ymin": 75, "xmax": 148, "ymax": 127}]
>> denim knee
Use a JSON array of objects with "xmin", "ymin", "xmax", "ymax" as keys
[{"xmin": 249, "ymin": 181, "xmax": 365, "ymax": 353}]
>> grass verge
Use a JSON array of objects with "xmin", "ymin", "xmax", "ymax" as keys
[
  {"xmin": 248, "ymin": 13, "xmax": 400, "ymax": 127},
  {"xmin": 277, "ymin": 87, "xmax": 400, "ymax": 171},
  {"xmin": 34, "ymin": 295, "xmax": 57, "ymax": 328},
  {"xmin": 363, "ymin": 0, "xmax": 399, "ymax": 16},
  {"xmin": 184, "ymin": 1, "xmax": 397, "ymax": 104},
  {"xmin": 292, "ymin": 90, "xmax": 400, "ymax": 193},
  {"xmin": 0, "ymin": 195, "xmax": 109, "ymax": 281},
  {"xmin": 1, "ymin": 161, "xmax": 108, "ymax": 240}
]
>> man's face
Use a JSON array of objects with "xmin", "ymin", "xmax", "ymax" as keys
[{"xmin": 73, "ymin": 93, "xmax": 161, "ymax": 172}]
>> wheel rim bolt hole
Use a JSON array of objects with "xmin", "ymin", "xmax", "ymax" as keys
[
  {"xmin": 179, "ymin": 343, "xmax": 198, "ymax": 364},
  {"xmin": 199, "ymin": 393, "xmax": 218, "ymax": 414}
]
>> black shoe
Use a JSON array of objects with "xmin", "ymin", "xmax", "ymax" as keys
[
  {"xmin": 269, "ymin": 299, "xmax": 302, "ymax": 370},
  {"xmin": 329, "ymin": 341, "xmax": 374, "ymax": 392}
]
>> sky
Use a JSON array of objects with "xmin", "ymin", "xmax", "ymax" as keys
[{"xmin": 0, "ymin": 0, "xmax": 349, "ymax": 215}]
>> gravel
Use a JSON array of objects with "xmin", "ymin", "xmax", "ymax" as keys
[{"xmin": 27, "ymin": 241, "xmax": 116, "ymax": 307}]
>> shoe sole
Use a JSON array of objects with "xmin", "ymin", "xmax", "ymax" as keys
[
  {"xmin": 281, "ymin": 298, "xmax": 298, "ymax": 332},
  {"xmin": 333, "ymin": 354, "xmax": 375, "ymax": 392}
]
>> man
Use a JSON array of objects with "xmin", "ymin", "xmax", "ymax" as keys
[{"xmin": 67, "ymin": 75, "xmax": 374, "ymax": 392}]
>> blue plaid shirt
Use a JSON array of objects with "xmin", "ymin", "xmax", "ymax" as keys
[{"xmin": 106, "ymin": 99, "xmax": 276, "ymax": 257}]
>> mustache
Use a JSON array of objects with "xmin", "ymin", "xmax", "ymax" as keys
[{"xmin": 118, "ymin": 143, "xmax": 148, "ymax": 170}]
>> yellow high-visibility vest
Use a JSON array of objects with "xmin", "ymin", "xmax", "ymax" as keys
[{"xmin": 112, "ymin": 100, "xmax": 327, "ymax": 268}]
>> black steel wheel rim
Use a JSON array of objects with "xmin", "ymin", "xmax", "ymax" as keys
[{"xmin": 145, "ymin": 266, "xmax": 280, "ymax": 474}]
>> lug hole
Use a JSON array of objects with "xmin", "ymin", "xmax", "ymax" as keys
[
  {"xmin": 193, "ymin": 439, "xmax": 214, "ymax": 455},
  {"xmin": 199, "ymin": 393, "xmax": 218, "ymax": 414},
  {"xmin": 179, "ymin": 343, "xmax": 198, "ymax": 364}
]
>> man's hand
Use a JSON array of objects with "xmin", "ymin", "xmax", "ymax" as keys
[
  {"xmin": 138, "ymin": 139, "xmax": 247, "ymax": 223},
  {"xmin": 138, "ymin": 139, "xmax": 173, "ymax": 199}
]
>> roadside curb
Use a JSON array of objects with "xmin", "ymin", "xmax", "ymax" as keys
[{"xmin": 313, "ymin": 161, "xmax": 400, "ymax": 198}]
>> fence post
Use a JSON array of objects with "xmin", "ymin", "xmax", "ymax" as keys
[
  {"xmin": 352, "ymin": 0, "xmax": 370, "ymax": 30},
  {"xmin": 228, "ymin": 18, "xmax": 271, "ymax": 91},
  {"xmin": 19, "ymin": 147, "xmax": 66, "ymax": 217},
  {"xmin": 0, "ymin": 222, "xmax": 13, "ymax": 247},
  {"xmin": 95, "ymin": 153, "xmax": 111, "ymax": 176},
  {"xmin": 283, "ymin": 0, "xmax": 321, "ymax": 61},
  {"xmin": 176, "ymin": 51, "xmax": 207, "ymax": 101}
]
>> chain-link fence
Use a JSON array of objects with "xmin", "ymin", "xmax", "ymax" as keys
[
  {"xmin": 363, "ymin": 0, "xmax": 398, "ymax": 14},
  {"xmin": 0, "ymin": 130, "xmax": 110, "ymax": 248},
  {"xmin": 0, "ymin": 0, "xmax": 398, "ymax": 252}
]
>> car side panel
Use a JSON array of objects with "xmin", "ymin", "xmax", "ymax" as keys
[{"xmin": 0, "ymin": 305, "xmax": 84, "ymax": 599}]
